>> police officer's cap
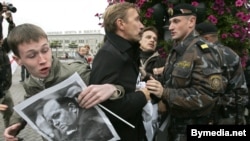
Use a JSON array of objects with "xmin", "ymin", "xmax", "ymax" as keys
[
  {"xmin": 196, "ymin": 22, "xmax": 218, "ymax": 35},
  {"xmin": 169, "ymin": 3, "xmax": 196, "ymax": 18}
]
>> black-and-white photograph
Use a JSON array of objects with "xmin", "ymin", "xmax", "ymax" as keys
[{"xmin": 14, "ymin": 73, "xmax": 120, "ymax": 141}]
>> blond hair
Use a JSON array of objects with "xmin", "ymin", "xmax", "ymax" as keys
[{"xmin": 103, "ymin": 2, "xmax": 139, "ymax": 33}]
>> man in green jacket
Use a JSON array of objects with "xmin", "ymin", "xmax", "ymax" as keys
[{"xmin": 4, "ymin": 23, "xmax": 124, "ymax": 141}]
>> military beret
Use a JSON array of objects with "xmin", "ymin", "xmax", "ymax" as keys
[
  {"xmin": 168, "ymin": 3, "xmax": 196, "ymax": 18},
  {"xmin": 196, "ymin": 22, "xmax": 218, "ymax": 35}
]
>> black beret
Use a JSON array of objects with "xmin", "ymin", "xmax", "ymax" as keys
[
  {"xmin": 196, "ymin": 22, "xmax": 218, "ymax": 35},
  {"xmin": 168, "ymin": 3, "xmax": 196, "ymax": 18}
]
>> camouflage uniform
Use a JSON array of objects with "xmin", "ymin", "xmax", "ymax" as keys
[
  {"xmin": 211, "ymin": 41, "xmax": 248, "ymax": 125},
  {"xmin": 161, "ymin": 33, "xmax": 226, "ymax": 141},
  {"xmin": 195, "ymin": 22, "xmax": 249, "ymax": 125}
]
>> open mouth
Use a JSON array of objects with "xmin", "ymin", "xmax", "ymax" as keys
[{"xmin": 40, "ymin": 67, "xmax": 49, "ymax": 74}]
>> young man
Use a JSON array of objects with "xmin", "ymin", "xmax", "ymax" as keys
[
  {"xmin": 4, "ymin": 23, "xmax": 124, "ymax": 141},
  {"xmin": 139, "ymin": 26, "xmax": 165, "ymax": 84},
  {"xmin": 89, "ymin": 2, "xmax": 158, "ymax": 141},
  {"xmin": 196, "ymin": 22, "xmax": 249, "ymax": 125},
  {"xmin": 138, "ymin": 26, "xmax": 166, "ymax": 141}
]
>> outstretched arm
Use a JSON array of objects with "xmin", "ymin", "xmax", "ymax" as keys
[{"xmin": 77, "ymin": 84, "xmax": 124, "ymax": 109}]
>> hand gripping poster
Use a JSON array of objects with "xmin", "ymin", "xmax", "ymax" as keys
[{"xmin": 14, "ymin": 72, "xmax": 120, "ymax": 141}]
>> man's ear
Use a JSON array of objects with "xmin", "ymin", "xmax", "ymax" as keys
[
  {"xmin": 116, "ymin": 18, "xmax": 125, "ymax": 31},
  {"xmin": 189, "ymin": 16, "xmax": 196, "ymax": 28},
  {"xmin": 13, "ymin": 55, "xmax": 22, "ymax": 66}
]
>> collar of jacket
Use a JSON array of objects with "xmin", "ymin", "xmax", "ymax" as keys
[
  {"xmin": 173, "ymin": 31, "xmax": 198, "ymax": 56},
  {"xmin": 105, "ymin": 31, "xmax": 140, "ymax": 53},
  {"xmin": 140, "ymin": 50, "xmax": 155, "ymax": 59}
]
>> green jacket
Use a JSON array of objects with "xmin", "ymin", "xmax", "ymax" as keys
[{"xmin": 9, "ymin": 57, "xmax": 91, "ymax": 126}]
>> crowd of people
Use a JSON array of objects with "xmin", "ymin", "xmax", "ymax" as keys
[{"xmin": 0, "ymin": 1, "xmax": 250, "ymax": 141}]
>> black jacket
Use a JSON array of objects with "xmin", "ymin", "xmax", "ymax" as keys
[
  {"xmin": 90, "ymin": 32, "xmax": 147, "ymax": 141},
  {"xmin": 0, "ymin": 46, "xmax": 12, "ymax": 98}
]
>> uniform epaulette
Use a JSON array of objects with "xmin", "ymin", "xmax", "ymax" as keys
[{"xmin": 196, "ymin": 41, "xmax": 210, "ymax": 53}]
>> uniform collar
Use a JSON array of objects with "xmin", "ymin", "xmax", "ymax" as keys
[{"xmin": 173, "ymin": 31, "xmax": 198, "ymax": 56}]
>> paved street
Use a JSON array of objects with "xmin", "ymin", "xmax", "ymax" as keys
[{"xmin": 0, "ymin": 66, "xmax": 43, "ymax": 141}]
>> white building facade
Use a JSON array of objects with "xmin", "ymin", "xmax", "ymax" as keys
[{"xmin": 47, "ymin": 30, "xmax": 105, "ymax": 58}]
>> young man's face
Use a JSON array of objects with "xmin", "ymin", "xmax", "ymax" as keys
[
  {"xmin": 13, "ymin": 38, "xmax": 52, "ymax": 78},
  {"xmin": 169, "ymin": 16, "xmax": 195, "ymax": 41},
  {"xmin": 120, "ymin": 8, "xmax": 144, "ymax": 42},
  {"xmin": 139, "ymin": 30, "xmax": 157, "ymax": 52}
]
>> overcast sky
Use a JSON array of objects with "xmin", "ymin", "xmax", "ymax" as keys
[{"xmin": 2, "ymin": 0, "xmax": 108, "ymax": 37}]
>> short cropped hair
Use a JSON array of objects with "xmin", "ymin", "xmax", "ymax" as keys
[
  {"xmin": 103, "ymin": 2, "xmax": 139, "ymax": 33},
  {"xmin": 7, "ymin": 23, "xmax": 48, "ymax": 57},
  {"xmin": 140, "ymin": 26, "xmax": 158, "ymax": 39}
]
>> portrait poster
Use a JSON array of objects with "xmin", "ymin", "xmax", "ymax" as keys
[{"xmin": 14, "ymin": 72, "xmax": 120, "ymax": 141}]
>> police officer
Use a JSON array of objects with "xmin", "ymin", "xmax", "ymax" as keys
[
  {"xmin": 196, "ymin": 22, "xmax": 249, "ymax": 125},
  {"xmin": 147, "ymin": 3, "xmax": 228, "ymax": 141}
]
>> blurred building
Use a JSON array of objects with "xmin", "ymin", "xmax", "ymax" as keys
[{"xmin": 47, "ymin": 30, "xmax": 105, "ymax": 58}]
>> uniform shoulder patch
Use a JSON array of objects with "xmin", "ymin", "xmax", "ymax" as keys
[{"xmin": 196, "ymin": 41, "xmax": 210, "ymax": 53}]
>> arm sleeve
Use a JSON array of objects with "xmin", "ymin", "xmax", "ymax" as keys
[{"xmin": 90, "ymin": 49, "xmax": 147, "ymax": 120}]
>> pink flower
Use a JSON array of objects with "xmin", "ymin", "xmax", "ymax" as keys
[
  {"xmin": 215, "ymin": 0, "xmax": 225, "ymax": 6},
  {"xmin": 208, "ymin": 15, "xmax": 218, "ymax": 24},
  {"xmin": 241, "ymin": 52, "xmax": 248, "ymax": 68},
  {"xmin": 136, "ymin": 0, "xmax": 146, "ymax": 8},
  {"xmin": 241, "ymin": 15, "xmax": 249, "ymax": 22},
  {"xmin": 147, "ymin": 8, "xmax": 154, "ymax": 13},
  {"xmin": 145, "ymin": 8, "xmax": 154, "ymax": 18},
  {"xmin": 145, "ymin": 12, "xmax": 152, "ymax": 18},
  {"xmin": 221, "ymin": 33, "xmax": 228, "ymax": 39},
  {"xmin": 95, "ymin": 13, "xmax": 99, "ymax": 17},
  {"xmin": 191, "ymin": 1, "xmax": 199, "ymax": 7},
  {"xmin": 236, "ymin": 12, "xmax": 244, "ymax": 18},
  {"xmin": 232, "ymin": 32, "xmax": 240, "ymax": 38},
  {"xmin": 232, "ymin": 24, "xmax": 240, "ymax": 29},
  {"xmin": 235, "ymin": 0, "xmax": 244, "ymax": 7},
  {"xmin": 241, "ymin": 56, "xmax": 247, "ymax": 68}
]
